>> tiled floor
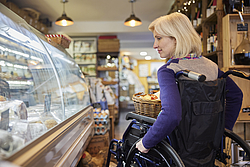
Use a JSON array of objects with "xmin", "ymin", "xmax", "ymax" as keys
[{"xmin": 114, "ymin": 107, "xmax": 135, "ymax": 140}]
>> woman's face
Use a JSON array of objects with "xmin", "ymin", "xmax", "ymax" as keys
[{"xmin": 153, "ymin": 31, "xmax": 176, "ymax": 59}]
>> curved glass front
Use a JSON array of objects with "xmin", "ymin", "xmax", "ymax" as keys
[{"xmin": 0, "ymin": 4, "xmax": 90, "ymax": 159}]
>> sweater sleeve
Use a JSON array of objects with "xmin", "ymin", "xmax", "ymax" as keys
[
  {"xmin": 218, "ymin": 69, "xmax": 243, "ymax": 130},
  {"xmin": 142, "ymin": 66, "xmax": 182, "ymax": 149}
]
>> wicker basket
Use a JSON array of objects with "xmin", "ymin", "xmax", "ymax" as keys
[{"xmin": 132, "ymin": 92, "xmax": 161, "ymax": 118}]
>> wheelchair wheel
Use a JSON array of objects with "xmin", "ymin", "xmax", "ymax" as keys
[
  {"xmin": 125, "ymin": 140, "xmax": 184, "ymax": 167},
  {"xmin": 216, "ymin": 129, "xmax": 250, "ymax": 166}
]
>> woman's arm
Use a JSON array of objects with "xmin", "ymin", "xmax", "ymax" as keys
[
  {"xmin": 218, "ymin": 69, "xmax": 243, "ymax": 130},
  {"xmin": 141, "ymin": 66, "xmax": 182, "ymax": 149}
]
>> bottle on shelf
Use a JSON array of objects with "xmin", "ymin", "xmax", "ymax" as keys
[
  {"xmin": 225, "ymin": 0, "xmax": 242, "ymax": 14},
  {"xmin": 210, "ymin": 0, "xmax": 217, "ymax": 14},
  {"xmin": 210, "ymin": 25, "xmax": 215, "ymax": 52},
  {"xmin": 206, "ymin": 0, "xmax": 213, "ymax": 18},
  {"xmin": 244, "ymin": 0, "xmax": 250, "ymax": 14},
  {"xmin": 234, "ymin": 31, "xmax": 250, "ymax": 65},
  {"xmin": 193, "ymin": 6, "xmax": 198, "ymax": 28},
  {"xmin": 207, "ymin": 31, "xmax": 211, "ymax": 54},
  {"xmin": 213, "ymin": 24, "xmax": 217, "ymax": 51},
  {"xmin": 234, "ymin": 0, "xmax": 243, "ymax": 13},
  {"xmin": 197, "ymin": 0, "xmax": 202, "ymax": 26}
]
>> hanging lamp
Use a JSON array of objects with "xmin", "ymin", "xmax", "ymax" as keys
[
  {"xmin": 124, "ymin": 0, "xmax": 142, "ymax": 27},
  {"xmin": 55, "ymin": 0, "xmax": 74, "ymax": 26}
]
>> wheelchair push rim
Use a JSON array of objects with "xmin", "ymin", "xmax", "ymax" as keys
[{"xmin": 125, "ymin": 139, "xmax": 185, "ymax": 167}]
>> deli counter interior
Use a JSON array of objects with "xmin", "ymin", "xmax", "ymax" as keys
[{"xmin": 0, "ymin": 3, "xmax": 94, "ymax": 167}]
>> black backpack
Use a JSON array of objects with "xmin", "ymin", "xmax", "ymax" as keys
[{"xmin": 169, "ymin": 78, "xmax": 226, "ymax": 167}]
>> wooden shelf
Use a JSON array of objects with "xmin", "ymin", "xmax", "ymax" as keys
[
  {"xmin": 101, "ymin": 81, "xmax": 118, "ymax": 85},
  {"xmin": 96, "ymin": 52, "xmax": 119, "ymax": 58},
  {"xmin": 73, "ymin": 52, "xmax": 96, "ymax": 54},
  {"xmin": 229, "ymin": 65, "xmax": 250, "ymax": 69},
  {"xmin": 203, "ymin": 11, "xmax": 217, "ymax": 23},
  {"xmin": 76, "ymin": 62, "xmax": 96, "ymax": 65},
  {"xmin": 203, "ymin": 51, "xmax": 218, "ymax": 57},
  {"xmin": 97, "ymin": 52, "xmax": 119, "ymax": 54},
  {"xmin": 97, "ymin": 66, "xmax": 118, "ymax": 71}
]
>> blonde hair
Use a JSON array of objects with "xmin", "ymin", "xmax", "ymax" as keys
[{"xmin": 148, "ymin": 12, "xmax": 202, "ymax": 58}]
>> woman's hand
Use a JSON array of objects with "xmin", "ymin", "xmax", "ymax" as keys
[{"xmin": 136, "ymin": 139, "xmax": 150, "ymax": 153}]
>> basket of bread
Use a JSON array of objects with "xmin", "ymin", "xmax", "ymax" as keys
[{"xmin": 132, "ymin": 91, "xmax": 161, "ymax": 118}]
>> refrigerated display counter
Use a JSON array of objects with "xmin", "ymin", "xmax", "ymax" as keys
[{"xmin": 0, "ymin": 3, "xmax": 94, "ymax": 167}]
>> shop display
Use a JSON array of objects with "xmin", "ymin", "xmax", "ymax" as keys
[
  {"xmin": 169, "ymin": 0, "xmax": 224, "ymax": 68},
  {"xmin": 0, "ymin": 129, "xmax": 24, "ymax": 158},
  {"xmin": 0, "ymin": 4, "xmax": 93, "ymax": 166},
  {"xmin": 88, "ymin": 77, "xmax": 116, "ymax": 106},
  {"xmin": 70, "ymin": 37, "xmax": 97, "ymax": 77},
  {"xmin": 93, "ymin": 107, "xmax": 110, "ymax": 135},
  {"xmin": 45, "ymin": 34, "xmax": 72, "ymax": 49},
  {"xmin": 222, "ymin": 14, "xmax": 250, "ymax": 123},
  {"xmin": 96, "ymin": 52, "xmax": 119, "ymax": 110}
]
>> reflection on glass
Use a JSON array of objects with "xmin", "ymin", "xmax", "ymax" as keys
[{"xmin": 0, "ymin": 8, "xmax": 90, "ymax": 158}]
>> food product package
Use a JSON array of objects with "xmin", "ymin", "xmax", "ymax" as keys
[
  {"xmin": 9, "ymin": 100, "xmax": 28, "ymax": 120},
  {"xmin": 0, "ymin": 129, "xmax": 24, "ymax": 159}
]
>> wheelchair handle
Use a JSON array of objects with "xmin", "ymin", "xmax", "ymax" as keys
[
  {"xmin": 126, "ymin": 112, "xmax": 156, "ymax": 125},
  {"xmin": 222, "ymin": 70, "xmax": 250, "ymax": 80},
  {"xmin": 176, "ymin": 70, "xmax": 206, "ymax": 82}
]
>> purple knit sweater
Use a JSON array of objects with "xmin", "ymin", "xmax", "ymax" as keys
[{"xmin": 142, "ymin": 56, "xmax": 243, "ymax": 149}]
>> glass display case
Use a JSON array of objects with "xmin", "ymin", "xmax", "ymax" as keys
[{"xmin": 0, "ymin": 3, "xmax": 94, "ymax": 167}]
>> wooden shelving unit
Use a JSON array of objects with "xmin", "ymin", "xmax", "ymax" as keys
[
  {"xmin": 96, "ymin": 51, "xmax": 120, "ymax": 123},
  {"xmin": 70, "ymin": 37, "xmax": 97, "ymax": 77},
  {"xmin": 101, "ymin": 81, "xmax": 118, "ymax": 85},
  {"xmin": 170, "ymin": 0, "xmax": 250, "ymax": 139},
  {"xmin": 169, "ymin": 0, "xmax": 224, "ymax": 68},
  {"xmin": 223, "ymin": 14, "xmax": 250, "ymax": 130},
  {"xmin": 97, "ymin": 66, "xmax": 118, "ymax": 71}
]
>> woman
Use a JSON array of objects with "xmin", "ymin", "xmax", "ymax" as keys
[{"xmin": 136, "ymin": 12, "xmax": 243, "ymax": 165}]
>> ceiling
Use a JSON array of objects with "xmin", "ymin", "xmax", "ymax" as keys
[{"xmin": 8, "ymin": 0, "xmax": 175, "ymax": 60}]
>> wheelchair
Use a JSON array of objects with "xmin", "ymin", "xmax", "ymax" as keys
[{"xmin": 106, "ymin": 70, "xmax": 250, "ymax": 167}]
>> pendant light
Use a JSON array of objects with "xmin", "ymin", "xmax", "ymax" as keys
[
  {"xmin": 124, "ymin": 0, "xmax": 142, "ymax": 27},
  {"xmin": 55, "ymin": 0, "xmax": 74, "ymax": 26}
]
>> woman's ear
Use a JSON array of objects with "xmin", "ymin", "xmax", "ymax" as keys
[
  {"xmin": 173, "ymin": 38, "xmax": 177, "ymax": 44},
  {"xmin": 171, "ymin": 36, "xmax": 176, "ymax": 44}
]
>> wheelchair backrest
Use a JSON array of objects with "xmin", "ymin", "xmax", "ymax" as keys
[{"xmin": 170, "ymin": 78, "xmax": 226, "ymax": 166}]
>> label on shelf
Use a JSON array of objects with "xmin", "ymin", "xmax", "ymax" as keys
[
  {"xmin": 237, "ymin": 23, "xmax": 248, "ymax": 31},
  {"xmin": 242, "ymin": 107, "xmax": 250, "ymax": 112}
]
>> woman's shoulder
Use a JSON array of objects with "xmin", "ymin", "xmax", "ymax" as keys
[{"xmin": 157, "ymin": 63, "xmax": 176, "ymax": 76}]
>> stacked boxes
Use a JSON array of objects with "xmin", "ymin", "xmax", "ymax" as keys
[
  {"xmin": 86, "ymin": 107, "xmax": 111, "ymax": 157},
  {"xmin": 3, "ymin": 2, "xmax": 49, "ymax": 34},
  {"xmin": 98, "ymin": 36, "xmax": 120, "ymax": 52},
  {"xmin": 86, "ymin": 132, "xmax": 109, "ymax": 157},
  {"xmin": 46, "ymin": 34, "xmax": 72, "ymax": 49}
]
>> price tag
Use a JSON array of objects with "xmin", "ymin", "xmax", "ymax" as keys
[
  {"xmin": 242, "ymin": 107, "xmax": 250, "ymax": 112},
  {"xmin": 44, "ymin": 94, "xmax": 51, "ymax": 113},
  {"xmin": 0, "ymin": 109, "xmax": 9, "ymax": 130},
  {"xmin": 237, "ymin": 23, "xmax": 248, "ymax": 31}
]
